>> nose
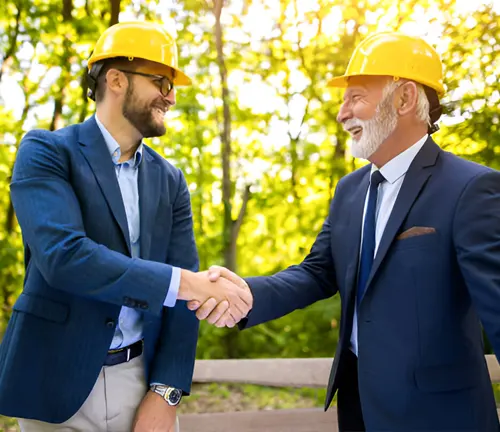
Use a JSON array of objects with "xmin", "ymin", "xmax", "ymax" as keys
[
  {"xmin": 337, "ymin": 101, "xmax": 352, "ymax": 124},
  {"xmin": 165, "ymin": 88, "xmax": 176, "ymax": 107}
]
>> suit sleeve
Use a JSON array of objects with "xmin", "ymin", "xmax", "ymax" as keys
[
  {"xmin": 149, "ymin": 169, "xmax": 200, "ymax": 394},
  {"xmin": 454, "ymin": 170, "xmax": 500, "ymax": 363},
  {"xmin": 10, "ymin": 130, "xmax": 172, "ymax": 316},
  {"xmin": 241, "ymin": 201, "xmax": 338, "ymax": 329}
]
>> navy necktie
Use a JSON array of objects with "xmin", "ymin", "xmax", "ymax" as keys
[{"xmin": 357, "ymin": 170, "xmax": 385, "ymax": 307}]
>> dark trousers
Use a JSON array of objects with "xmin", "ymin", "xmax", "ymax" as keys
[{"xmin": 337, "ymin": 349, "xmax": 366, "ymax": 432}]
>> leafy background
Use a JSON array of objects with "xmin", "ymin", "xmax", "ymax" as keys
[{"xmin": 0, "ymin": 0, "xmax": 499, "ymax": 427}]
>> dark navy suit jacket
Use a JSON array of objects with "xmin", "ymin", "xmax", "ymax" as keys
[
  {"xmin": 242, "ymin": 138, "xmax": 500, "ymax": 431},
  {"xmin": 0, "ymin": 116, "xmax": 199, "ymax": 423}
]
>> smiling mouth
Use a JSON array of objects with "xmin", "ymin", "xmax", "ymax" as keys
[
  {"xmin": 347, "ymin": 126, "xmax": 363, "ymax": 139},
  {"xmin": 154, "ymin": 106, "xmax": 167, "ymax": 116}
]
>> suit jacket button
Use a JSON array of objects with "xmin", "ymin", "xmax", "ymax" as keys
[{"xmin": 105, "ymin": 319, "xmax": 115, "ymax": 328}]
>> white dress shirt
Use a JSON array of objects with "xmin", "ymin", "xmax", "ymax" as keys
[{"xmin": 350, "ymin": 134, "xmax": 429, "ymax": 355}]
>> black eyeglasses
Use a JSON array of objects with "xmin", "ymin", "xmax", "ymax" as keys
[{"xmin": 118, "ymin": 69, "xmax": 174, "ymax": 97}]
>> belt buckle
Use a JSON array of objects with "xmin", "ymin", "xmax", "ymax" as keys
[{"xmin": 126, "ymin": 347, "xmax": 131, "ymax": 362}]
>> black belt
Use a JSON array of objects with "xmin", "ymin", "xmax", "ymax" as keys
[{"xmin": 105, "ymin": 339, "xmax": 143, "ymax": 367}]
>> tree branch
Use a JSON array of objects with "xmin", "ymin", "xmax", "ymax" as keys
[{"xmin": 0, "ymin": 4, "xmax": 22, "ymax": 84}]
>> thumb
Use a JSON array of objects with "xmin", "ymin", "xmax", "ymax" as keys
[
  {"xmin": 187, "ymin": 300, "xmax": 201, "ymax": 310},
  {"xmin": 208, "ymin": 265, "xmax": 222, "ymax": 282},
  {"xmin": 212, "ymin": 266, "xmax": 246, "ymax": 289}
]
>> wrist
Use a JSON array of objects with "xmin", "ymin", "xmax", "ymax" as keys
[
  {"xmin": 178, "ymin": 269, "xmax": 195, "ymax": 300},
  {"xmin": 150, "ymin": 385, "xmax": 183, "ymax": 406}
]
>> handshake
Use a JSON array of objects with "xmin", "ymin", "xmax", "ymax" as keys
[{"xmin": 178, "ymin": 266, "xmax": 252, "ymax": 328}]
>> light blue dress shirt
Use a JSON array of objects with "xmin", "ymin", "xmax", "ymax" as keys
[{"xmin": 95, "ymin": 116, "xmax": 180, "ymax": 350}]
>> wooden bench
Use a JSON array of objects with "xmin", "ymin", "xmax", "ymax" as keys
[{"xmin": 178, "ymin": 355, "xmax": 500, "ymax": 431}]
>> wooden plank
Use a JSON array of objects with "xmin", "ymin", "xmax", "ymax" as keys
[
  {"xmin": 192, "ymin": 358, "xmax": 332, "ymax": 388},
  {"xmin": 486, "ymin": 354, "xmax": 500, "ymax": 383},
  {"xmin": 193, "ymin": 355, "xmax": 500, "ymax": 387},
  {"xmin": 180, "ymin": 409, "xmax": 500, "ymax": 431},
  {"xmin": 179, "ymin": 408, "xmax": 338, "ymax": 432}
]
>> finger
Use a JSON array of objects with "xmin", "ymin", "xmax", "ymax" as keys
[
  {"xmin": 207, "ymin": 300, "xmax": 230, "ymax": 325},
  {"xmin": 187, "ymin": 300, "xmax": 200, "ymax": 310},
  {"xmin": 211, "ymin": 266, "xmax": 247, "ymax": 290},
  {"xmin": 215, "ymin": 307, "xmax": 233, "ymax": 328},
  {"xmin": 227, "ymin": 293, "xmax": 251, "ymax": 321},
  {"xmin": 224, "ymin": 313, "xmax": 237, "ymax": 328},
  {"xmin": 225, "ymin": 281, "xmax": 253, "ymax": 315},
  {"xmin": 195, "ymin": 298, "xmax": 218, "ymax": 320},
  {"xmin": 236, "ymin": 284, "xmax": 253, "ymax": 308}
]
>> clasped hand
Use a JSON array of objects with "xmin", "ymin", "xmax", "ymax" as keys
[{"xmin": 179, "ymin": 266, "xmax": 251, "ymax": 328}]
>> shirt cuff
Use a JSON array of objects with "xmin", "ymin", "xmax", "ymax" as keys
[{"xmin": 163, "ymin": 266, "xmax": 180, "ymax": 307}]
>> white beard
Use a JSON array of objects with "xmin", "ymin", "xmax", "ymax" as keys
[{"xmin": 345, "ymin": 92, "xmax": 398, "ymax": 160}]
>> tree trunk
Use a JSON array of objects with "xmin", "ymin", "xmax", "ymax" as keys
[
  {"xmin": 213, "ymin": 0, "xmax": 251, "ymax": 358},
  {"xmin": 0, "ymin": 5, "xmax": 22, "ymax": 84},
  {"xmin": 213, "ymin": 0, "xmax": 234, "ymax": 273},
  {"xmin": 49, "ymin": 0, "xmax": 74, "ymax": 131},
  {"xmin": 5, "ymin": 101, "xmax": 31, "ymax": 233},
  {"xmin": 109, "ymin": 0, "xmax": 121, "ymax": 26}
]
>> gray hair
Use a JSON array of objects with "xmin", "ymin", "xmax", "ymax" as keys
[{"xmin": 382, "ymin": 79, "xmax": 431, "ymax": 127}]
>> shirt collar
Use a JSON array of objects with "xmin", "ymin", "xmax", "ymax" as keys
[
  {"xmin": 95, "ymin": 115, "xmax": 143, "ymax": 168},
  {"xmin": 371, "ymin": 134, "xmax": 428, "ymax": 184}
]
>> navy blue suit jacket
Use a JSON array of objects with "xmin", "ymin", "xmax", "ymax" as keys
[
  {"xmin": 0, "ymin": 116, "xmax": 199, "ymax": 423},
  {"xmin": 242, "ymin": 138, "xmax": 500, "ymax": 431}
]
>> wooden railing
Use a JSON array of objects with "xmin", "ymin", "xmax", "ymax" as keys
[{"xmin": 178, "ymin": 355, "xmax": 500, "ymax": 432}]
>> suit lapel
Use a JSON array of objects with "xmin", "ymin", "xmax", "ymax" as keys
[
  {"xmin": 138, "ymin": 149, "xmax": 161, "ymax": 261},
  {"xmin": 344, "ymin": 168, "xmax": 371, "ymax": 301},
  {"xmin": 78, "ymin": 116, "xmax": 131, "ymax": 254},
  {"xmin": 364, "ymin": 137, "xmax": 441, "ymax": 291}
]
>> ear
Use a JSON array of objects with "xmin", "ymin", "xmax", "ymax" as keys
[
  {"xmin": 396, "ymin": 81, "xmax": 418, "ymax": 116},
  {"xmin": 105, "ymin": 68, "xmax": 128, "ymax": 98}
]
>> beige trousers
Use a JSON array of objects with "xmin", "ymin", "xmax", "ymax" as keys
[{"xmin": 18, "ymin": 355, "xmax": 180, "ymax": 432}]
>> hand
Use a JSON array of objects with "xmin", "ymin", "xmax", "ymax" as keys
[
  {"xmin": 133, "ymin": 390, "xmax": 177, "ymax": 432},
  {"xmin": 187, "ymin": 266, "xmax": 252, "ymax": 327},
  {"xmin": 178, "ymin": 269, "xmax": 252, "ymax": 324}
]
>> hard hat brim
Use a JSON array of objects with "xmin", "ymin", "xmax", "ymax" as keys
[
  {"xmin": 170, "ymin": 67, "xmax": 192, "ymax": 86},
  {"xmin": 326, "ymin": 75, "xmax": 349, "ymax": 88},
  {"xmin": 327, "ymin": 73, "xmax": 444, "ymax": 96}
]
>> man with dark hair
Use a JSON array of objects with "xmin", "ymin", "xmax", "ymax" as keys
[{"xmin": 0, "ymin": 21, "xmax": 251, "ymax": 432}]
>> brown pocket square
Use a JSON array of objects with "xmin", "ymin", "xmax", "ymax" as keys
[{"xmin": 397, "ymin": 226, "xmax": 436, "ymax": 240}]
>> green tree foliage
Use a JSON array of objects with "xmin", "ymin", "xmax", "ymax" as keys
[{"xmin": 0, "ymin": 0, "xmax": 498, "ymax": 362}]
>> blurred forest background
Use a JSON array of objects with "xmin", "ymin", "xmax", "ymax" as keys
[{"xmin": 0, "ymin": 0, "xmax": 499, "ymax": 425}]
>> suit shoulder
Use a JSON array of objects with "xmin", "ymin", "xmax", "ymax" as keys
[
  {"xmin": 439, "ymin": 150, "xmax": 497, "ymax": 182},
  {"xmin": 438, "ymin": 151, "xmax": 500, "ymax": 189},
  {"xmin": 21, "ymin": 124, "xmax": 79, "ymax": 152}
]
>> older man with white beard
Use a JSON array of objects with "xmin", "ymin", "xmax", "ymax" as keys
[{"xmin": 189, "ymin": 32, "xmax": 500, "ymax": 432}]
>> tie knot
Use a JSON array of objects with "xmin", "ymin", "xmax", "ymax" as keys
[{"xmin": 371, "ymin": 170, "xmax": 385, "ymax": 187}]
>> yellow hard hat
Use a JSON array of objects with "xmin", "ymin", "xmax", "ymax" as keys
[
  {"xmin": 328, "ymin": 32, "xmax": 445, "ymax": 96},
  {"xmin": 87, "ymin": 21, "xmax": 191, "ymax": 86}
]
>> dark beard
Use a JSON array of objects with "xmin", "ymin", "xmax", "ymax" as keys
[{"xmin": 122, "ymin": 82, "xmax": 167, "ymax": 138}]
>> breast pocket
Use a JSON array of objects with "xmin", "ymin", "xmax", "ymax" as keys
[{"xmin": 392, "ymin": 232, "xmax": 438, "ymax": 252}]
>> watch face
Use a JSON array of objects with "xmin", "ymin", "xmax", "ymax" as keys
[{"xmin": 168, "ymin": 389, "xmax": 182, "ymax": 405}]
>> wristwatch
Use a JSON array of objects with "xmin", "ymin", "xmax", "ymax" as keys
[{"xmin": 150, "ymin": 385, "xmax": 183, "ymax": 406}]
